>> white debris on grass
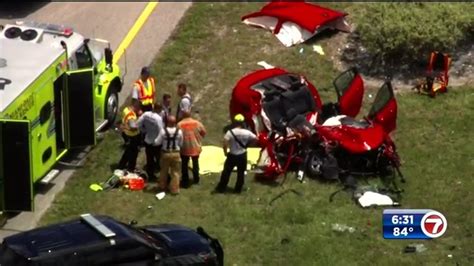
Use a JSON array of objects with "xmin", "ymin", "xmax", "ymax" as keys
[
  {"xmin": 257, "ymin": 61, "xmax": 275, "ymax": 69},
  {"xmin": 332, "ymin": 223, "xmax": 355, "ymax": 233},
  {"xmin": 358, "ymin": 191, "xmax": 397, "ymax": 207},
  {"xmin": 155, "ymin": 192, "xmax": 166, "ymax": 200}
]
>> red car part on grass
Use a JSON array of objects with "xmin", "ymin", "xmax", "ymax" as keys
[
  {"xmin": 242, "ymin": 1, "xmax": 351, "ymax": 47},
  {"xmin": 426, "ymin": 51, "xmax": 451, "ymax": 96}
]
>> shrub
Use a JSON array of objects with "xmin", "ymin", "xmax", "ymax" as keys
[{"xmin": 353, "ymin": 3, "xmax": 474, "ymax": 66}]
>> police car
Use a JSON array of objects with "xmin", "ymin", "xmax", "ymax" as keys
[{"xmin": 0, "ymin": 214, "xmax": 223, "ymax": 265}]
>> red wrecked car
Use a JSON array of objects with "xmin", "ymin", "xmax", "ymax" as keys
[
  {"xmin": 242, "ymin": 1, "xmax": 351, "ymax": 47},
  {"xmin": 229, "ymin": 67, "xmax": 405, "ymax": 189}
]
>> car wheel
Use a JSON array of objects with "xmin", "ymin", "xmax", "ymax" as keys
[
  {"xmin": 104, "ymin": 86, "xmax": 119, "ymax": 129},
  {"xmin": 305, "ymin": 152, "xmax": 323, "ymax": 179}
]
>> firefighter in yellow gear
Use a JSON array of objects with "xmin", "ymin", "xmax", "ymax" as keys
[
  {"xmin": 132, "ymin": 67, "xmax": 156, "ymax": 112},
  {"xmin": 118, "ymin": 99, "xmax": 141, "ymax": 171}
]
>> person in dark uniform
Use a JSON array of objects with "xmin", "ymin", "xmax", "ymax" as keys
[{"xmin": 214, "ymin": 114, "xmax": 257, "ymax": 194}]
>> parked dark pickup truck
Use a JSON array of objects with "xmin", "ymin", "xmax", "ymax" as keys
[{"xmin": 0, "ymin": 214, "xmax": 223, "ymax": 266}]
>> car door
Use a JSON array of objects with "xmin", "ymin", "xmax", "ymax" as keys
[
  {"xmin": 333, "ymin": 67, "xmax": 364, "ymax": 117},
  {"xmin": 367, "ymin": 81, "xmax": 397, "ymax": 134}
]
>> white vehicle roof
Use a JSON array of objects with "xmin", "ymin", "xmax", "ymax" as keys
[{"xmin": 0, "ymin": 23, "xmax": 84, "ymax": 113}]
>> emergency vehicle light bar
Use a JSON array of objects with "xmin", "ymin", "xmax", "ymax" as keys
[{"xmin": 16, "ymin": 20, "xmax": 73, "ymax": 37}]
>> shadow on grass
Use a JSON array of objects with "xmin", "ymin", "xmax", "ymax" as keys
[
  {"xmin": 254, "ymin": 177, "xmax": 283, "ymax": 188},
  {"xmin": 304, "ymin": 29, "xmax": 341, "ymax": 45}
]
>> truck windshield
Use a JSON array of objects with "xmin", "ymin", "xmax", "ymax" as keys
[
  {"xmin": 75, "ymin": 44, "xmax": 93, "ymax": 69},
  {"xmin": 87, "ymin": 39, "xmax": 109, "ymax": 63}
]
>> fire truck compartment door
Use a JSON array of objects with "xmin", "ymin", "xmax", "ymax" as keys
[
  {"xmin": 65, "ymin": 69, "xmax": 96, "ymax": 148},
  {"xmin": 0, "ymin": 120, "xmax": 34, "ymax": 211}
]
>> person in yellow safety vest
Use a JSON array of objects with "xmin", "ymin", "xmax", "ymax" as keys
[
  {"xmin": 132, "ymin": 66, "xmax": 156, "ymax": 112},
  {"xmin": 118, "ymin": 99, "xmax": 141, "ymax": 172}
]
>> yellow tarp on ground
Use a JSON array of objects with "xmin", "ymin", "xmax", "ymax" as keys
[{"xmin": 192, "ymin": 145, "xmax": 261, "ymax": 175}]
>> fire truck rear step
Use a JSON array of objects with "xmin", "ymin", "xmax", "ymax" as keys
[{"xmin": 40, "ymin": 169, "xmax": 60, "ymax": 185}]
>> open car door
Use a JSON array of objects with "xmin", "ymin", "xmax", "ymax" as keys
[
  {"xmin": 0, "ymin": 120, "xmax": 33, "ymax": 211},
  {"xmin": 65, "ymin": 69, "xmax": 96, "ymax": 148},
  {"xmin": 333, "ymin": 68, "xmax": 364, "ymax": 117},
  {"xmin": 367, "ymin": 81, "xmax": 397, "ymax": 134}
]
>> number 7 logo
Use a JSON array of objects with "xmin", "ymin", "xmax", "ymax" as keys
[
  {"xmin": 421, "ymin": 211, "xmax": 448, "ymax": 238},
  {"xmin": 0, "ymin": 78, "xmax": 12, "ymax": 91}
]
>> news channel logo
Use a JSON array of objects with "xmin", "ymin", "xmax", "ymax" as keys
[{"xmin": 383, "ymin": 209, "xmax": 448, "ymax": 239}]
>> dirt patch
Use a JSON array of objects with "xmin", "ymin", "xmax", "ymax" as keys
[
  {"xmin": 215, "ymin": 24, "xmax": 228, "ymax": 39},
  {"xmin": 324, "ymin": 31, "xmax": 474, "ymax": 90}
]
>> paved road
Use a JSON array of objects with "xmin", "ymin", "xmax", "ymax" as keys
[{"xmin": 0, "ymin": 2, "xmax": 192, "ymax": 239}]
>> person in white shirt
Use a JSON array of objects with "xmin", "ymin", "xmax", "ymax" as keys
[
  {"xmin": 137, "ymin": 103, "xmax": 164, "ymax": 181},
  {"xmin": 155, "ymin": 115, "xmax": 183, "ymax": 194},
  {"xmin": 176, "ymin": 83, "xmax": 192, "ymax": 122},
  {"xmin": 214, "ymin": 114, "xmax": 257, "ymax": 194}
]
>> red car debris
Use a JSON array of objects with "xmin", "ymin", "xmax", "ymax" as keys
[{"xmin": 242, "ymin": 2, "xmax": 351, "ymax": 47}]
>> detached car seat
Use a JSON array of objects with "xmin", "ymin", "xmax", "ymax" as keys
[
  {"xmin": 414, "ymin": 51, "xmax": 451, "ymax": 97},
  {"xmin": 262, "ymin": 75, "xmax": 316, "ymax": 133}
]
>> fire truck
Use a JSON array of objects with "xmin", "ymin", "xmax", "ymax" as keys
[{"xmin": 0, "ymin": 21, "xmax": 123, "ymax": 211}]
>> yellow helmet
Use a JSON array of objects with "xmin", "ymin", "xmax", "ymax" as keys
[{"xmin": 234, "ymin": 114, "xmax": 245, "ymax": 122}]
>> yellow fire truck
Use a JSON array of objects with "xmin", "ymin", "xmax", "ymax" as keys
[{"xmin": 0, "ymin": 21, "xmax": 122, "ymax": 211}]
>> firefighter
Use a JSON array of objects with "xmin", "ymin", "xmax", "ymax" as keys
[
  {"xmin": 176, "ymin": 83, "xmax": 192, "ymax": 122},
  {"xmin": 155, "ymin": 115, "xmax": 183, "ymax": 195},
  {"xmin": 178, "ymin": 110, "xmax": 206, "ymax": 188},
  {"xmin": 214, "ymin": 114, "xmax": 257, "ymax": 194},
  {"xmin": 132, "ymin": 66, "xmax": 156, "ymax": 112},
  {"xmin": 118, "ymin": 99, "xmax": 141, "ymax": 172}
]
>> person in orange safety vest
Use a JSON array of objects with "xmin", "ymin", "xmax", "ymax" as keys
[{"xmin": 132, "ymin": 66, "xmax": 156, "ymax": 112}]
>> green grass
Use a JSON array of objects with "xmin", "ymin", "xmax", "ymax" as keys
[{"xmin": 40, "ymin": 3, "xmax": 474, "ymax": 265}]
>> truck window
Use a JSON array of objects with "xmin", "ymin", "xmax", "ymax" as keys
[
  {"xmin": 75, "ymin": 45, "xmax": 93, "ymax": 69},
  {"xmin": 40, "ymin": 101, "xmax": 52, "ymax": 125}
]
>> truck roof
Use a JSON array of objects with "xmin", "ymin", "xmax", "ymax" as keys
[{"xmin": 0, "ymin": 23, "xmax": 84, "ymax": 113}]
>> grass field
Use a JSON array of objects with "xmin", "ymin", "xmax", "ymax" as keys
[{"xmin": 40, "ymin": 3, "xmax": 474, "ymax": 265}]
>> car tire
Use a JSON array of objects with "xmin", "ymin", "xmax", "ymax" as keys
[
  {"xmin": 104, "ymin": 85, "xmax": 119, "ymax": 130},
  {"xmin": 305, "ymin": 151, "xmax": 323, "ymax": 179},
  {"xmin": 306, "ymin": 151, "xmax": 339, "ymax": 180}
]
